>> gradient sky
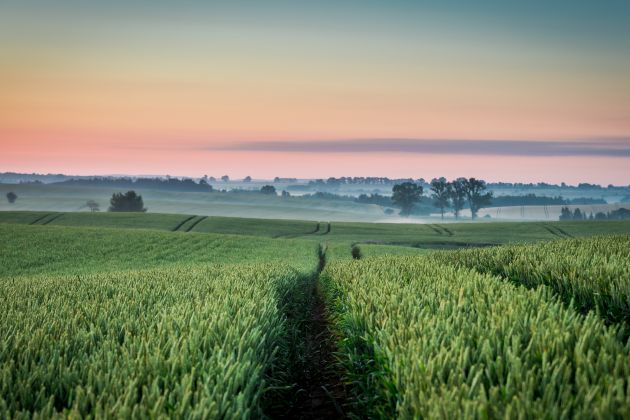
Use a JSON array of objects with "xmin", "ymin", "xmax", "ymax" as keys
[{"xmin": 1, "ymin": 1, "xmax": 629, "ymax": 184}]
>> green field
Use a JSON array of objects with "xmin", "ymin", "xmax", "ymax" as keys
[
  {"xmin": 355, "ymin": 243, "xmax": 433, "ymax": 258},
  {"xmin": 0, "ymin": 224, "xmax": 319, "ymax": 279},
  {"xmin": 2, "ymin": 209, "xmax": 630, "ymax": 418},
  {"xmin": 321, "ymin": 238, "xmax": 630, "ymax": 418},
  {"xmin": 4, "ymin": 211, "xmax": 630, "ymax": 249},
  {"xmin": 192, "ymin": 216, "xmax": 318, "ymax": 238}
]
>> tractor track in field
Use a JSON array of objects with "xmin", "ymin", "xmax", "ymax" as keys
[
  {"xmin": 273, "ymin": 222, "xmax": 321, "ymax": 239},
  {"xmin": 539, "ymin": 223, "xmax": 562, "ymax": 238},
  {"xmin": 172, "ymin": 215, "xmax": 196, "ymax": 232},
  {"xmin": 29, "ymin": 213, "xmax": 53, "ymax": 225},
  {"xmin": 554, "ymin": 226, "xmax": 574, "ymax": 238},
  {"xmin": 318, "ymin": 222, "xmax": 331, "ymax": 235},
  {"xmin": 41, "ymin": 213, "xmax": 65, "ymax": 225},
  {"xmin": 184, "ymin": 216, "xmax": 207, "ymax": 232},
  {"xmin": 308, "ymin": 222, "xmax": 321, "ymax": 235},
  {"xmin": 435, "ymin": 224, "xmax": 454, "ymax": 236},
  {"xmin": 426, "ymin": 224, "xmax": 444, "ymax": 235}
]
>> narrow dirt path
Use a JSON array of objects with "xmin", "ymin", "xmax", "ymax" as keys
[
  {"xmin": 277, "ymin": 247, "xmax": 346, "ymax": 419},
  {"xmin": 298, "ymin": 285, "xmax": 346, "ymax": 419}
]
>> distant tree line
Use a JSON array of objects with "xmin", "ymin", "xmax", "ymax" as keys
[
  {"xmin": 429, "ymin": 178, "xmax": 493, "ymax": 220},
  {"xmin": 486, "ymin": 181, "xmax": 629, "ymax": 190},
  {"xmin": 486, "ymin": 194, "xmax": 606, "ymax": 207},
  {"xmin": 355, "ymin": 193, "xmax": 393, "ymax": 206},
  {"xmin": 301, "ymin": 192, "xmax": 356, "ymax": 202},
  {"xmin": 560, "ymin": 207, "xmax": 630, "ymax": 221},
  {"xmin": 50, "ymin": 177, "xmax": 214, "ymax": 193},
  {"xmin": 274, "ymin": 177, "xmax": 298, "ymax": 183}
]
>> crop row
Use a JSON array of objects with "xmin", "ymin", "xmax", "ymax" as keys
[
  {"xmin": 429, "ymin": 235, "xmax": 630, "ymax": 326},
  {"xmin": 0, "ymin": 260, "xmax": 318, "ymax": 418},
  {"xmin": 321, "ymin": 251, "xmax": 630, "ymax": 418}
]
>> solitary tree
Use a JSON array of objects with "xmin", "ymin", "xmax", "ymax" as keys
[
  {"xmin": 449, "ymin": 180, "xmax": 466, "ymax": 220},
  {"xmin": 86, "ymin": 199, "xmax": 100, "ymax": 212},
  {"xmin": 430, "ymin": 180, "xmax": 451, "ymax": 220},
  {"xmin": 281, "ymin": 190, "xmax": 291, "ymax": 197},
  {"xmin": 244, "ymin": 176, "xmax": 252, "ymax": 182},
  {"xmin": 221, "ymin": 175, "xmax": 229, "ymax": 182},
  {"xmin": 461, "ymin": 178, "xmax": 492, "ymax": 220},
  {"xmin": 261, "ymin": 185, "xmax": 277, "ymax": 195},
  {"xmin": 391, "ymin": 182, "xmax": 423, "ymax": 217},
  {"xmin": 6, "ymin": 191, "xmax": 17, "ymax": 204},
  {"xmin": 108, "ymin": 191, "xmax": 148, "ymax": 212}
]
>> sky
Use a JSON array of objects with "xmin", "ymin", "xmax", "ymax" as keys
[{"xmin": 1, "ymin": 1, "xmax": 629, "ymax": 184}]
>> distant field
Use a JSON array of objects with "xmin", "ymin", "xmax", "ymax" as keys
[
  {"xmin": 0, "ymin": 224, "xmax": 320, "ymax": 279},
  {"xmin": 0, "ymin": 183, "xmax": 389, "ymax": 222},
  {"xmin": 191, "ymin": 216, "xmax": 318, "ymax": 238},
  {"xmin": 0, "ymin": 210, "xmax": 53, "ymax": 225},
  {"xmin": 435, "ymin": 203, "xmax": 628, "ymax": 221},
  {"xmin": 48, "ymin": 212, "xmax": 193, "ymax": 231},
  {"xmin": 3, "ymin": 211, "xmax": 630, "ymax": 248}
]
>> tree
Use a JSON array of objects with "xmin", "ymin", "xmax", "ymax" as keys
[
  {"xmin": 244, "ymin": 176, "xmax": 252, "ymax": 182},
  {"xmin": 108, "ymin": 191, "xmax": 148, "ymax": 212},
  {"xmin": 281, "ymin": 190, "xmax": 291, "ymax": 197},
  {"xmin": 86, "ymin": 199, "xmax": 100, "ymax": 212},
  {"xmin": 261, "ymin": 185, "xmax": 277, "ymax": 195},
  {"xmin": 573, "ymin": 208, "xmax": 585, "ymax": 221},
  {"xmin": 559, "ymin": 207, "xmax": 572, "ymax": 221},
  {"xmin": 6, "ymin": 191, "xmax": 17, "ymax": 204},
  {"xmin": 461, "ymin": 178, "xmax": 493, "ymax": 220},
  {"xmin": 430, "ymin": 180, "xmax": 451, "ymax": 220},
  {"xmin": 449, "ymin": 180, "xmax": 466, "ymax": 220},
  {"xmin": 391, "ymin": 182, "xmax": 422, "ymax": 217},
  {"xmin": 221, "ymin": 175, "xmax": 229, "ymax": 182}
]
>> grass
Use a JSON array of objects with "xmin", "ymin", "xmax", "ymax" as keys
[
  {"xmin": 0, "ymin": 224, "xmax": 320, "ymax": 279},
  {"xmin": 321, "ymin": 251, "xmax": 630, "ymax": 418}
]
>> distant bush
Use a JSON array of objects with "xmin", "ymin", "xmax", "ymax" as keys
[
  {"xmin": 260, "ymin": 185, "xmax": 277, "ymax": 195},
  {"xmin": 6, "ymin": 192, "xmax": 17, "ymax": 204}
]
